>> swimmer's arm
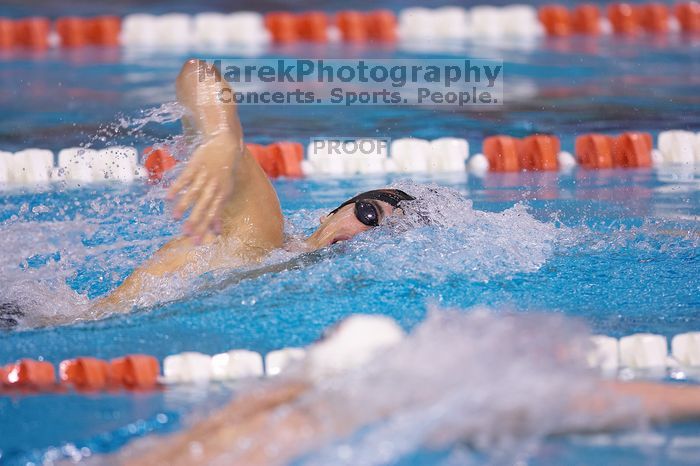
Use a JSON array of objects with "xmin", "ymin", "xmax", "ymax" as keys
[
  {"xmin": 558, "ymin": 380, "xmax": 700, "ymax": 435},
  {"xmin": 167, "ymin": 59, "xmax": 284, "ymax": 244},
  {"xmin": 93, "ymin": 61, "xmax": 284, "ymax": 312},
  {"xmin": 118, "ymin": 381, "xmax": 317, "ymax": 466},
  {"xmin": 604, "ymin": 381, "xmax": 700, "ymax": 423},
  {"xmin": 114, "ymin": 379, "xmax": 700, "ymax": 466}
]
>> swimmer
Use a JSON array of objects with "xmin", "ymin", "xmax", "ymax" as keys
[
  {"xmin": 118, "ymin": 381, "xmax": 700, "ymax": 466},
  {"xmin": 109, "ymin": 312, "xmax": 700, "ymax": 466},
  {"xmin": 86, "ymin": 59, "xmax": 412, "ymax": 313},
  {"xmin": 0, "ymin": 59, "xmax": 414, "ymax": 327}
]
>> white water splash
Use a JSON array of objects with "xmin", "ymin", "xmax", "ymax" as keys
[
  {"xmin": 297, "ymin": 308, "xmax": 642, "ymax": 465},
  {"xmin": 278, "ymin": 181, "xmax": 572, "ymax": 288},
  {"xmin": 116, "ymin": 102, "xmax": 187, "ymax": 134}
]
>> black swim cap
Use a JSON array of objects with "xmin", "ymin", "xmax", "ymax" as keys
[{"xmin": 328, "ymin": 189, "xmax": 415, "ymax": 216}]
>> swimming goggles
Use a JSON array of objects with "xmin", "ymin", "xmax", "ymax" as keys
[{"xmin": 328, "ymin": 189, "xmax": 415, "ymax": 227}]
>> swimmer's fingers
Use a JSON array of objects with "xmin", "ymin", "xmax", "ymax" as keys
[
  {"xmin": 173, "ymin": 170, "xmax": 208, "ymax": 220},
  {"xmin": 166, "ymin": 163, "xmax": 196, "ymax": 202},
  {"xmin": 207, "ymin": 193, "xmax": 226, "ymax": 235},
  {"xmin": 186, "ymin": 181, "xmax": 219, "ymax": 242}
]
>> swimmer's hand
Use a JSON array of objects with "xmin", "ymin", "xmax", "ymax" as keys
[{"xmin": 167, "ymin": 133, "xmax": 240, "ymax": 241}]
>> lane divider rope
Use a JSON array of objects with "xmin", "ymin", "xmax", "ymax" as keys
[
  {"xmin": 1, "ymin": 316, "xmax": 700, "ymax": 395},
  {"xmin": 0, "ymin": 3, "xmax": 698, "ymax": 50},
  {"xmin": 2, "ymin": 130, "xmax": 698, "ymax": 187}
]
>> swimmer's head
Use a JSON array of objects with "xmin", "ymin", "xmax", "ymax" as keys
[{"xmin": 306, "ymin": 189, "xmax": 415, "ymax": 248}]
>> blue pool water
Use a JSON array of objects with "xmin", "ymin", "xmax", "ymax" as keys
[{"xmin": 1, "ymin": 0, "xmax": 700, "ymax": 464}]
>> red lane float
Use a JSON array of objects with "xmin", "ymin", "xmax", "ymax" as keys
[
  {"xmin": 0, "ymin": 18, "xmax": 15, "ymax": 48},
  {"xmin": 110, "ymin": 355, "xmax": 159, "ymax": 389},
  {"xmin": 270, "ymin": 142, "xmax": 304, "ymax": 177},
  {"xmin": 572, "ymin": 4, "xmax": 601, "ymax": 34},
  {"xmin": 247, "ymin": 143, "xmax": 279, "ymax": 177},
  {"xmin": 142, "ymin": 142, "xmax": 300, "ymax": 182},
  {"xmin": 1, "ymin": 355, "xmax": 160, "ymax": 394},
  {"xmin": 56, "ymin": 17, "xmax": 88, "ymax": 47},
  {"xmin": 265, "ymin": 10, "xmax": 396, "ymax": 44},
  {"xmin": 367, "ymin": 10, "xmax": 397, "ymax": 42},
  {"xmin": 265, "ymin": 12, "xmax": 301, "ymax": 43},
  {"xmin": 3, "ymin": 359, "xmax": 56, "ymax": 390},
  {"xmin": 539, "ymin": 2, "xmax": 690, "ymax": 37},
  {"xmin": 484, "ymin": 135, "xmax": 560, "ymax": 172},
  {"xmin": 60, "ymin": 357, "xmax": 112, "ymax": 390},
  {"xmin": 575, "ymin": 132, "xmax": 652, "ymax": 168},
  {"xmin": 675, "ymin": 2, "xmax": 700, "ymax": 33},
  {"xmin": 539, "ymin": 5, "xmax": 573, "ymax": 36},
  {"xmin": 336, "ymin": 10, "xmax": 398, "ymax": 43},
  {"xmin": 143, "ymin": 146, "xmax": 177, "ymax": 183},
  {"xmin": 608, "ymin": 3, "xmax": 641, "ymax": 35},
  {"xmin": 247, "ymin": 142, "xmax": 303, "ymax": 178},
  {"xmin": 298, "ymin": 11, "xmax": 329, "ymax": 42},
  {"xmin": 638, "ymin": 3, "xmax": 670, "ymax": 34},
  {"xmin": 16, "ymin": 17, "xmax": 50, "ymax": 49},
  {"xmin": 612, "ymin": 132, "xmax": 652, "ymax": 167},
  {"xmin": 89, "ymin": 16, "xmax": 121, "ymax": 46},
  {"xmin": 575, "ymin": 134, "xmax": 614, "ymax": 169},
  {"xmin": 484, "ymin": 136, "xmax": 521, "ymax": 171},
  {"xmin": 520, "ymin": 135, "xmax": 560, "ymax": 171},
  {"xmin": 337, "ymin": 11, "xmax": 368, "ymax": 42},
  {"xmin": 56, "ymin": 16, "xmax": 121, "ymax": 47}
]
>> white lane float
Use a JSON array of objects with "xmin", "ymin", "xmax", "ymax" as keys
[
  {"xmin": 398, "ymin": 7, "xmax": 472, "ymax": 40},
  {"xmin": 211, "ymin": 349, "xmax": 264, "ymax": 381},
  {"xmin": 228, "ymin": 12, "xmax": 270, "ymax": 44},
  {"xmin": 156, "ymin": 14, "xmax": 192, "ymax": 47},
  {"xmin": 398, "ymin": 8, "xmax": 438, "ymax": 40},
  {"xmin": 121, "ymin": 14, "xmax": 159, "ymax": 46},
  {"xmin": 122, "ymin": 14, "xmax": 192, "ymax": 47},
  {"xmin": 193, "ymin": 12, "xmax": 269, "ymax": 46},
  {"xmin": 619, "ymin": 333, "xmax": 668, "ymax": 369},
  {"xmin": 390, "ymin": 138, "xmax": 431, "ymax": 173},
  {"xmin": 99, "ymin": 146, "xmax": 141, "ymax": 182},
  {"xmin": 265, "ymin": 348, "xmax": 307, "ymax": 376},
  {"xmin": 398, "ymin": 5, "xmax": 542, "ymax": 41},
  {"xmin": 306, "ymin": 139, "xmax": 350, "ymax": 176},
  {"xmin": 432, "ymin": 7, "xmax": 472, "ymax": 40},
  {"xmin": 430, "ymin": 137, "xmax": 469, "ymax": 172},
  {"xmin": 672, "ymin": 332, "xmax": 700, "ymax": 367},
  {"xmin": 304, "ymin": 314, "xmax": 405, "ymax": 381},
  {"xmin": 306, "ymin": 139, "xmax": 388, "ymax": 176},
  {"xmin": 344, "ymin": 139, "xmax": 389, "ymax": 175},
  {"xmin": 587, "ymin": 335, "xmax": 619, "ymax": 372},
  {"xmin": 467, "ymin": 153, "xmax": 489, "ymax": 174},
  {"xmin": 657, "ymin": 130, "xmax": 698, "ymax": 165},
  {"xmin": 469, "ymin": 6, "xmax": 506, "ymax": 39},
  {"xmin": 57, "ymin": 146, "xmax": 141, "ymax": 183},
  {"xmin": 557, "ymin": 151, "xmax": 577, "ymax": 170},
  {"xmin": 7, "ymin": 149, "xmax": 54, "ymax": 184},
  {"xmin": 57, "ymin": 148, "xmax": 98, "ymax": 182},
  {"xmin": 163, "ymin": 352, "xmax": 213, "ymax": 383},
  {"xmin": 193, "ymin": 13, "xmax": 229, "ymax": 47},
  {"xmin": 501, "ymin": 5, "xmax": 543, "ymax": 37}
]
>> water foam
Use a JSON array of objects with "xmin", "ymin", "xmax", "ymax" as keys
[
  {"xmin": 275, "ymin": 181, "xmax": 570, "ymax": 289},
  {"xmin": 296, "ymin": 308, "xmax": 643, "ymax": 465}
]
